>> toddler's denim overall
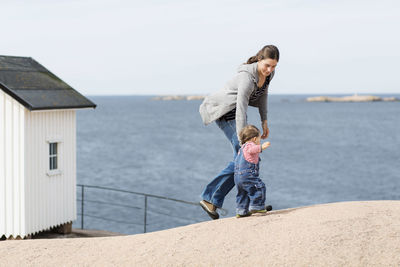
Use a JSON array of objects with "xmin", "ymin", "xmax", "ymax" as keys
[{"xmin": 234, "ymin": 144, "xmax": 266, "ymax": 215}]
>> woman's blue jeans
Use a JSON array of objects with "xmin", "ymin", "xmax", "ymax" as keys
[{"xmin": 201, "ymin": 119, "xmax": 240, "ymax": 208}]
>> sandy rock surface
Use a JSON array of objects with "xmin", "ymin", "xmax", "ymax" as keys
[{"xmin": 1, "ymin": 201, "xmax": 400, "ymax": 266}]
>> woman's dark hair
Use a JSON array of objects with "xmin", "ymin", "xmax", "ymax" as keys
[
  {"xmin": 246, "ymin": 45, "xmax": 280, "ymax": 64},
  {"xmin": 239, "ymin": 125, "xmax": 261, "ymax": 145}
]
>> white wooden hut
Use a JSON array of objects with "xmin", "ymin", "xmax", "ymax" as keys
[{"xmin": 0, "ymin": 55, "xmax": 96, "ymax": 239}]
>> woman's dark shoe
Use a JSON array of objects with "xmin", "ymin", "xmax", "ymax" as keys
[
  {"xmin": 200, "ymin": 200, "xmax": 219, "ymax": 220},
  {"xmin": 265, "ymin": 205, "xmax": 272, "ymax": 211}
]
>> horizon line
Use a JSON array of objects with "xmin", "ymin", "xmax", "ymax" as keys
[{"xmin": 83, "ymin": 92, "xmax": 400, "ymax": 97}]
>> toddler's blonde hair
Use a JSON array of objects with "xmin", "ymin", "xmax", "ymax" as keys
[{"xmin": 239, "ymin": 125, "xmax": 260, "ymax": 145}]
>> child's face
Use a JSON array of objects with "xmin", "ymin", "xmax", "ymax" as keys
[{"xmin": 252, "ymin": 135, "xmax": 261, "ymax": 145}]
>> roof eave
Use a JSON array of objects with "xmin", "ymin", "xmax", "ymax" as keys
[
  {"xmin": 30, "ymin": 104, "xmax": 96, "ymax": 111},
  {"xmin": 0, "ymin": 83, "xmax": 96, "ymax": 111},
  {"xmin": 0, "ymin": 82, "xmax": 34, "ymax": 110}
]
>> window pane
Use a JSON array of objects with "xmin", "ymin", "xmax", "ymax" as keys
[
  {"xmin": 49, "ymin": 143, "xmax": 58, "ymax": 156},
  {"xmin": 50, "ymin": 157, "xmax": 57, "ymax": 170}
]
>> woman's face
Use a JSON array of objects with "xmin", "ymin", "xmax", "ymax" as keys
[{"xmin": 257, "ymin": 58, "xmax": 278, "ymax": 77}]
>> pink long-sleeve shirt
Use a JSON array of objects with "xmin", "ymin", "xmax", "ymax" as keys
[{"xmin": 242, "ymin": 141, "xmax": 262, "ymax": 164}]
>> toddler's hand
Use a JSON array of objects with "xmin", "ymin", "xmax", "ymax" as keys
[{"xmin": 262, "ymin": 141, "xmax": 271, "ymax": 150}]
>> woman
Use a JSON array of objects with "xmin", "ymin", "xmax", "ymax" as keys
[{"xmin": 199, "ymin": 45, "xmax": 279, "ymax": 219}]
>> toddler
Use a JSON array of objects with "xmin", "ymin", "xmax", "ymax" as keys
[{"xmin": 234, "ymin": 125, "xmax": 270, "ymax": 217}]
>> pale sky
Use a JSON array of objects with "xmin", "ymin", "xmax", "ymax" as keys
[{"xmin": 1, "ymin": 0, "xmax": 399, "ymax": 95}]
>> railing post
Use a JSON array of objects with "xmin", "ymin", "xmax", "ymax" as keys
[
  {"xmin": 81, "ymin": 185, "xmax": 85, "ymax": 229},
  {"xmin": 144, "ymin": 195, "xmax": 147, "ymax": 233}
]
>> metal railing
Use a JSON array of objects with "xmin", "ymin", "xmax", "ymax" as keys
[{"xmin": 77, "ymin": 184, "xmax": 201, "ymax": 233}]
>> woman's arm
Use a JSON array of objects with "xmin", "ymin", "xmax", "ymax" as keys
[
  {"xmin": 259, "ymin": 71, "xmax": 274, "ymax": 139},
  {"xmin": 261, "ymin": 120, "xmax": 269, "ymax": 139},
  {"xmin": 258, "ymin": 92, "xmax": 268, "ymax": 123},
  {"xmin": 257, "ymin": 93, "xmax": 269, "ymax": 139},
  {"xmin": 235, "ymin": 73, "xmax": 255, "ymax": 137}
]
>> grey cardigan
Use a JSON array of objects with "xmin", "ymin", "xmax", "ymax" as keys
[{"xmin": 199, "ymin": 62, "xmax": 275, "ymax": 136}]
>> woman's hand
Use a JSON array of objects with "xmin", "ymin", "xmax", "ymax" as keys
[{"xmin": 261, "ymin": 120, "xmax": 269, "ymax": 139}]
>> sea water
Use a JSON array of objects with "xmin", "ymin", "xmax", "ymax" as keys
[{"xmin": 74, "ymin": 95, "xmax": 400, "ymax": 234}]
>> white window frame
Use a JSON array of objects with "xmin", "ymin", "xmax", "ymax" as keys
[
  {"xmin": 49, "ymin": 142, "xmax": 58, "ymax": 169},
  {"xmin": 46, "ymin": 138, "xmax": 62, "ymax": 176}
]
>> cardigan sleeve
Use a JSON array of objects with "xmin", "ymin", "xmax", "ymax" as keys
[
  {"xmin": 235, "ymin": 72, "xmax": 255, "ymax": 137},
  {"xmin": 258, "ymin": 92, "xmax": 268, "ymax": 122},
  {"xmin": 257, "ymin": 70, "xmax": 275, "ymax": 122}
]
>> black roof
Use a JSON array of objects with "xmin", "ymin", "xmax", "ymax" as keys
[{"xmin": 0, "ymin": 55, "xmax": 96, "ymax": 110}]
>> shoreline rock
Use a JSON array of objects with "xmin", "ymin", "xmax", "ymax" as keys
[{"xmin": 1, "ymin": 201, "xmax": 399, "ymax": 266}]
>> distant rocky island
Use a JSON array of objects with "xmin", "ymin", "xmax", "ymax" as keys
[
  {"xmin": 151, "ymin": 94, "xmax": 399, "ymax": 102},
  {"xmin": 151, "ymin": 95, "xmax": 205, "ymax": 101},
  {"xmin": 306, "ymin": 94, "xmax": 399, "ymax": 102}
]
